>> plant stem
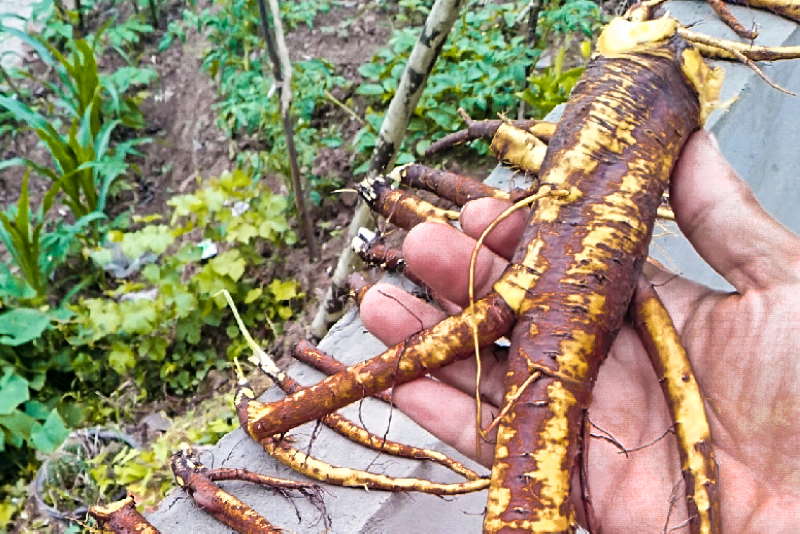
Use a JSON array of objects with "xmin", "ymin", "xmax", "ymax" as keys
[
  {"xmin": 311, "ymin": 0, "xmax": 468, "ymax": 338},
  {"xmin": 256, "ymin": 0, "xmax": 318, "ymax": 261},
  {"xmin": 148, "ymin": 0, "xmax": 159, "ymax": 29}
]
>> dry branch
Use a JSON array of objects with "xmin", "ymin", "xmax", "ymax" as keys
[{"xmin": 256, "ymin": 0, "xmax": 318, "ymax": 259}]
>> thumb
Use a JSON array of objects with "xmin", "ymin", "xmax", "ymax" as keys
[{"xmin": 670, "ymin": 129, "xmax": 800, "ymax": 292}]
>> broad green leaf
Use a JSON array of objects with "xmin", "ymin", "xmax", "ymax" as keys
[
  {"xmin": 268, "ymin": 279, "xmax": 298, "ymax": 302},
  {"xmin": 355, "ymin": 84, "xmax": 385, "ymax": 96},
  {"xmin": 84, "ymin": 298, "xmax": 122, "ymax": 337},
  {"xmin": 0, "ymin": 308, "xmax": 51, "ymax": 346},
  {"xmin": 30, "ymin": 409, "xmax": 69, "ymax": 454},
  {"xmin": 0, "ymin": 371, "xmax": 29, "ymax": 414},
  {"xmin": 244, "ymin": 287, "xmax": 263, "ymax": 304},
  {"xmin": 119, "ymin": 300, "xmax": 157, "ymax": 335},
  {"xmin": 108, "ymin": 344, "xmax": 136, "ymax": 374},
  {"xmin": 23, "ymin": 400, "xmax": 49, "ymax": 419},
  {"xmin": 0, "ymin": 409, "xmax": 37, "ymax": 447},
  {"xmin": 357, "ymin": 62, "xmax": 384, "ymax": 79},
  {"xmin": 209, "ymin": 250, "xmax": 246, "ymax": 282},
  {"xmin": 226, "ymin": 220, "xmax": 258, "ymax": 243},
  {"xmin": 121, "ymin": 225, "xmax": 174, "ymax": 257}
]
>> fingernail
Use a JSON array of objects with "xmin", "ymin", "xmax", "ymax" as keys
[{"xmin": 707, "ymin": 130, "xmax": 720, "ymax": 151}]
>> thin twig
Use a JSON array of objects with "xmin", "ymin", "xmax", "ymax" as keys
[
  {"xmin": 257, "ymin": 0, "xmax": 319, "ymax": 260},
  {"xmin": 324, "ymin": 89, "xmax": 369, "ymax": 128}
]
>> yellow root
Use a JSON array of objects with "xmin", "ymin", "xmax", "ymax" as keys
[{"xmin": 631, "ymin": 275, "xmax": 720, "ymax": 534}]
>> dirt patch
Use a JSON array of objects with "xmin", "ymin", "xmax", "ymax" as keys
[{"xmin": 133, "ymin": 33, "xmax": 231, "ymax": 215}]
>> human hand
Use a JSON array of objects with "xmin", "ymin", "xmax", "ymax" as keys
[{"xmin": 358, "ymin": 130, "xmax": 800, "ymax": 532}]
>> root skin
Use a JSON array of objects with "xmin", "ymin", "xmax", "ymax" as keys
[
  {"xmin": 272, "ymin": 363, "xmax": 483, "ymax": 480},
  {"xmin": 292, "ymin": 340, "xmax": 393, "ymax": 405},
  {"xmin": 483, "ymin": 30, "xmax": 704, "ymax": 532},
  {"xmin": 424, "ymin": 119, "xmax": 555, "ymax": 157},
  {"xmin": 89, "ymin": 496, "xmax": 160, "ymax": 534},
  {"xmin": 358, "ymin": 175, "xmax": 458, "ymax": 230},
  {"xmin": 631, "ymin": 276, "xmax": 720, "ymax": 534},
  {"xmin": 726, "ymin": 0, "xmax": 800, "ymax": 22},
  {"xmin": 264, "ymin": 437, "xmax": 490, "ymax": 495},
  {"xmin": 240, "ymin": 293, "xmax": 515, "ymax": 440},
  {"xmin": 171, "ymin": 451, "xmax": 280, "ymax": 534},
  {"xmin": 392, "ymin": 163, "xmax": 511, "ymax": 206}
]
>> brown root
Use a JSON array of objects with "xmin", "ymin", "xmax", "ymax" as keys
[
  {"xmin": 726, "ymin": 0, "xmax": 800, "ymax": 22},
  {"xmin": 389, "ymin": 163, "xmax": 511, "ymax": 206},
  {"xmin": 171, "ymin": 448, "xmax": 281, "ymax": 533},
  {"xmin": 705, "ymin": 0, "xmax": 758, "ymax": 39},
  {"xmin": 89, "ymin": 496, "xmax": 160, "ymax": 534},
  {"xmin": 424, "ymin": 109, "xmax": 555, "ymax": 157},
  {"xmin": 357, "ymin": 174, "xmax": 459, "ymax": 230},
  {"xmin": 258, "ymin": 356, "xmax": 483, "ymax": 481},
  {"xmin": 680, "ymin": 27, "xmax": 800, "ymax": 61},
  {"xmin": 263, "ymin": 437, "xmax": 490, "ymax": 495},
  {"xmin": 238, "ymin": 292, "xmax": 515, "ymax": 440}
]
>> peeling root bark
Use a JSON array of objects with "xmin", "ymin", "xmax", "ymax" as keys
[
  {"xmin": 483, "ymin": 15, "xmax": 714, "ymax": 532},
  {"xmin": 390, "ymin": 163, "xmax": 512, "ymax": 205},
  {"xmin": 239, "ymin": 292, "xmax": 515, "ymax": 440},
  {"xmin": 358, "ymin": 174, "xmax": 459, "ymax": 230},
  {"xmin": 171, "ymin": 450, "xmax": 280, "ymax": 534},
  {"xmin": 235, "ymin": 382, "xmax": 489, "ymax": 495},
  {"xmin": 89, "ymin": 496, "xmax": 160, "ymax": 534},
  {"xmin": 263, "ymin": 437, "xmax": 490, "ymax": 495},
  {"xmin": 271, "ymin": 362, "xmax": 483, "ymax": 480},
  {"xmin": 631, "ymin": 275, "xmax": 720, "ymax": 534},
  {"xmin": 424, "ymin": 117, "xmax": 556, "ymax": 156}
]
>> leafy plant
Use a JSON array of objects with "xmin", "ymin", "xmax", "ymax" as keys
[
  {"xmin": 67, "ymin": 169, "xmax": 302, "ymax": 401},
  {"xmin": 186, "ymin": 0, "xmax": 346, "ymax": 200},
  {"xmin": 0, "ymin": 170, "xmax": 63, "ymax": 299},
  {"xmin": 352, "ymin": 0, "xmax": 604, "ymax": 170},
  {"xmin": 520, "ymin": 44, "xmax": 589, "ymax": 120},
  {"xmin": 0, "ymin": 28, "xmax": 152, "ymax": 256},
  {"xmin": 353, "ymin": 1, "xmax": 542, "ymax": 168},
  {"xmin": 538, "ymin": 0, "xmax": 605, "ymax": 38}
]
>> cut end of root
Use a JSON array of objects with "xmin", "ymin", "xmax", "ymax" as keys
[
  {"xmin": 357, "ymin": 174, "xmax": 392, "ymax": 205},
  {"xmin": 351, "ymin": 227, "xmax": 377, "ymax": 254}
]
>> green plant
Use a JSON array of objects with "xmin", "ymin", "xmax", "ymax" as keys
[
  {"xmin": 538, "ymin": 0, "xmax": 605, "ymax": 39},
  {"xmin": 0, "ymin": 169, "xmax": 103, "ymax": 301},
  {"xmin": 97, "ymin": 392, "xmax": 238, "ymax": 511},
  {"xmin": 352, "ymin": 0, "xmax": 604, "ymax": 171},
  {"xmin": 185, "ymin": 0, "xmax": 346, "ymax": 201},
  {"xmin": 353, "ymin": 1, "xmax": 542, "ymax": 169},
  {"xmin": 520, "ymin": 44, "xmax": 588, "ymax": 120},
  {"xmin": 0, "ymin": 29, "xmax": 152, "ymax": 249},
  {"xmin": 66, "ymin": 169, "xmax": 302, "ymax": 402}
]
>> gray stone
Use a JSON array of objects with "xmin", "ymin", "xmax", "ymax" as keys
[
  {"xmin": 146, "ymin": 3, "xmax": 800, "ymax": 532},
  {"xmin": 0, "ymin": 0, "xmax": 35, "ymax": 69}
]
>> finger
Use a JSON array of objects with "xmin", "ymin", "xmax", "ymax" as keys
[
  {"xmin": 403, "ymin": 222, "xmax": 508, "ymax": 307},
  {"xmin": 392, "ymin": 377, "xmax": 498, "ymax": 467},
  {"xmin": 671, "ymin": 129, "xmax": 800, "ymax": 292},
  {"xmin": 360, "ymin": 284, "xmax": 508, "ymax": 407},
  {"xmin": 360, "ymin": 283, "xmax": 446, "ymax": 346},
  {"xmin": 430, "ymin": 347, "xmax": 508, "ymax": 408},
  {"xmin": 460, "ymin": 197, "xmax": 528, "ymax": 260}
]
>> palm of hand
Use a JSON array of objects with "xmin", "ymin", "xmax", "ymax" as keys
[{"xmin": 359, "ymin": 131, "xmax": 800, "ymax": 532}]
